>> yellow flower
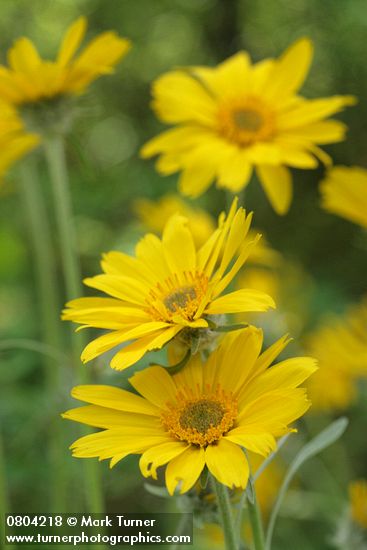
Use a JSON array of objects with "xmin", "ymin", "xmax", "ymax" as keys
[
  {"xmin": 0, "ymin": 17, "xmax": 130, "ymax": 176},
  {"xmin": 62, "ymin": 327, "xmax": 316, "ymax": 494},
  {"xmin": 305, "ymin": 298, "xmax": 367, "ymax": 412},
  {"xmin": 62, "ymin": 199, "xmax": 275, "ymax": 371},
  {"xmin": 320, "ymin": 166, "xmax": 367, "ymax": 229},
  {"xmin": 349, "ymin": 480, "xmax": 367, "ymax": 529},
  {"xmin": 141, "ymin": 39, "xmax": 355, "ymax": 214},
  {"xmin": 0, "ymin": 17, "xmax": 130, "ymax": 106},
  {"xmin": 134, "ymin": 193, "xmax": 280, "ymax": 264}
]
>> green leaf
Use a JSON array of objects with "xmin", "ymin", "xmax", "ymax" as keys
[
  {"xmin": 265, "ymin": 417, "xmax": 349, "ymax": 550},
  {"xmin": 143, "ymin": 483, "xmax": 171, "ymax": 499}
]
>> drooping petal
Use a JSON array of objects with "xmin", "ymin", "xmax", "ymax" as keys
[
  {"xmin": 139, "ymin": 441, "xmax": 188, "ymax": 480},
  {"xmin": 256, "ymin": 165, "xmax": 293, "ymax": 215},
  {"xmin": 205, "ymin": 439, "xmax": 249, "ymax": 489},
  {"xmin": 165, "ymin": 446, "xmax": 205, "ymax": 495}
]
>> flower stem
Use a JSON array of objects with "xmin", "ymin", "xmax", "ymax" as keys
[
  {"xmin": 43, "ymin": 134, "xmax": 105, "ymax": 523},
  {"xmin": 19, "ymin": 157, "xmax": 67, "ymax": 512},
  {"xmin": 212, "ymin": 476, "xmax": 238, "ymax": 550},
  {"xmin": 247, "ymin": 479, "xmax": 266, "ymax": 550},
  {"xmin": 43, "ymin": 135, "xmax": 86, "ymax": 378}
]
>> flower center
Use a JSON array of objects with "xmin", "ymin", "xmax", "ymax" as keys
[
  {"xmin": 146, "ymin": 271, "xmax": 208, "ymax": 322},
  {"xmin": 218, "ymin": 96, "xmax": 275, "ymax": 146},
  {"xmin": 161, "ymin": 389, "xmax": 237, "ymax": 447},
  {"xmin": 164, "ymin": 286, "xmax": 197, "ymax": 313},
  {"xmin": 232, "ymin": 109, "xmax": 264, "ymax": 132}
]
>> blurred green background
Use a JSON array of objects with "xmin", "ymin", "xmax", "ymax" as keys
[{"xmin": 0, "ymin": 1, "xmax": 366, "ymax": 549}]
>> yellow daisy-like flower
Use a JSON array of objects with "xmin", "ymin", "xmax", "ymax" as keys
[
  {"xmin": 62, "ymin": 327, "xmax": 316, "ymax": 494},
  {"xmin": 0, "ymin": 17, "xmax": 130, "ymax": 106},
  {"xmin": 320, "ymin": 166, "xmax": 367, "ymax": 229},
  {"xmin": 62, "ymin": 199, "xmax": 275, "ymax": 371},
  {"xmin": 349, "ymin": 480, "xmax": 367, "ymax": 530},
  {"xmin": 305, "ymin": 298, "xmax": 367, "ymax": 412},
  {"xmin": 134, "ymin": 193, "xmax": 280, "ymax": 264},
  {"xmin": 141, "ymin": 38, "xmax": 355, "ymax": 214}
]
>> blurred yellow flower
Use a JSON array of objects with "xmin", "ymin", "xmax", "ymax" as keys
[
  {"xmin": 62, "ymin": 199, "xmax": 275, "ymax": 371},
  {"xmin": 63, "ymin": 327, "xmax": 316, "ymax": 494},
  {"xmin": 349, "ymin": 480, "xmax": 367, "ymax": 530},
  {"xmin": 0, "ymin": 17, "xmax": 130, "ymax": 105},
  {"xmin": 134, "ymin": 194, "xmax": 216, "ymax": 248},
  {"xmin": 320, "ymin": 166, "xmax": 367, "ymax": 229},
  {"xmin": 0, "ymin": 17, "xmax": 130, "ymax": 177},
  {"xmin": 305, "ymin": 298, "xmax": 367, "ymax": 412},
  {"xmin": 134, "ymin": 193, "xmax": 280, "ymax": 265},
  {"xmin": 141, "ymin": 38, "xmax": 355, "ymax": 214}
]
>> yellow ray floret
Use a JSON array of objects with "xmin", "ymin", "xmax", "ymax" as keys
[
  {"xmin": 62, "ymin": 327, "xmax": 317, "ymax": 494},
  {"xmin": 62, "ymin": 198, "xmax": 276, "ymax": 371},
  {"xmin": 141, "ymin": 38, "xmax": 356, "ymax": 215},
  {"xmin": 0, "ymin": 17, "xmax": 131, "ymax": 105},
  {"xmin": 320, "ymin": 166, "xmax": 367, "ymax": 229},
  {"xmin": 305, "ymin": 297, "xmax": 367, "ymax": 412}
]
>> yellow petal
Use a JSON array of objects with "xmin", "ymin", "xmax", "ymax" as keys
[
  {"xmin": 205, "ymin": 439, "xmax": 249, "ymax": 489},
  {"xmin": 69, "ymin": 385, "xmax": 159, "ymax": 415},
  {"xmin": 225, "ymin": 430, "xmax": 276, "ymax": 456},
  {"xmin": 57, "ymin": 16, "xmax": 87, "ymax": 67},
  {"xmin": 110, "ymin": 325, "xmax": 182, "ymax": 371},
  {"xmin": 129, "ymin": 366, "xmax": 178, "ymax": 409},
  {"xmin": 205, "ymin": 288, "xmax": 275, "ymax": 314},
  {"xmin": 217, "ymin": 149, "xmax": 252, "ymax": 192},
  {"xmin": 253, "ymin": 334, "xmax": 291, "ymax": 376},
  {"xmin": 62, "ymin": 404, "xmax": 161, "ymax": 430},
  {"xmin": 165, "ymin": 446, "xmax": 205, "ymax": 495},
  {"xmin": 256, "ymin": 165, "xmax": 293, "ymax": 215},
  {"xmin": 267, "ymin": 38, "xmax": 313, "ymax": 99},
  {"xmin": 139, "ymin": 441, "xmax": 188, "ymax": 480},
  {"xmin": 151, "ymin": 70, "xmax": 216, "ymax": 126},
  {"xmin": 207, "ymin": 327, "xmax": 263, "ymax": 396},
  {"xmin": 244, "ymin": 357, "xmax": 318, "ymax": 403},
  {"xmin": 8, "ymin": 37, "xmax": 41, "ymax": 72},
  {"xmin": 83, "ymin": 273, "xmax": 147, "ymax": 305},
  {"xmin": 162, "ymin": 214, "xmax": 196, "ymax": 273}
]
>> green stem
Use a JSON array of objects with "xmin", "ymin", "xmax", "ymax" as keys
[
  {"xmin": 247, "ymin": 482, "xmax": 266, "ymax": 550},
  {"xmin": 169, "ymin": 514, "xmax": 191, "ymax": 550},
  {"xmin": 212, "ymin": 476, "xmax": 238, "ymax": 550},
  {"xmin": 43, "ymin": 135, "xmax": 105, "ymax": 522},
  {"xmin": 19, "ymin": 157, "xmax": 67, "ymax": 512},
  {"xmin": 43, "ymin": 135, "xmax": 86, "ymax": 378}
]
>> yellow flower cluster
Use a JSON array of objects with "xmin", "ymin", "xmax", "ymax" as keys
[{"xmin": 6, "ymin": 16, "xmax": 366, "ymax": 510}]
